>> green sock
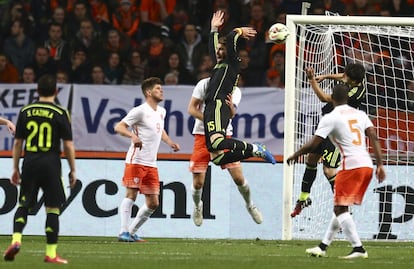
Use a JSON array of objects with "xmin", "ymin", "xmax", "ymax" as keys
[
  {"xmin": 46, "ymin": 244, "xmax": 57, "ymax": 258},
  {"xmin": 299, "ymin": 192, "xmax": 310, "ymax": 201},
  {"xmin": 11, "ymin": 233, "xmax": 22, "ymax": 244}
]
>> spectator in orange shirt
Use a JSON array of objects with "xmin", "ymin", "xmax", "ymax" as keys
[
  {"xmin": 142, "ymin": 26, "xmax": 172, "ymax": 78},
  {"xmin": 266, "ymin": 69, "xmax": 283, "ymax": 88},
  {"xmin": 140, "ymin": 0, "xmax": 176, "ymax": 39},
  {"xmin": 112, "ymin": 0, "xmax": 140, "ymax": 44},
  {"xmin": 268, "ymin": 49, "xmax": 285, "ymax": 86},
  {"xmin": 50, "ymin": 0, "xmax": 76, "ymax": 13},
  {"xmin": 89, "ymin": 0, "xmax": 111, "ymax": 33},
  {"xmin": 0, "ymin": 53, "xmax": 19, "ymax": 83}
]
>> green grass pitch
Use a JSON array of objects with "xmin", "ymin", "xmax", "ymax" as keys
[{"xmin": 1, "ymin": 236, "xmax": 413, "ymax": 269}]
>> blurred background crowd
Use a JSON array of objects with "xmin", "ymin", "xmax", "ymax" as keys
[{"xmin": 0, "ymin": 0, "xmax": 413, "ymax": 88}]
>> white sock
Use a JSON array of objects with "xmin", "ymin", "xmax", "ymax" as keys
[
  {"xmin": 192, "ymin": 186, "xmax": 202, "ymax": 206},
  {"xmin": 129, "ymin": 204, "xmax": 155, "ymax": 235},
  {"xmin": 119, "ymin": 198, "xmax": 134, "ymax": 234},
  {"xmin": 321, "ymin": 213, "xmax": 340, "ymax": 246},
  {"xmin": 337, "ymin": 212, "xmax": 362, "ymax": 247},
  {"xmin": 237, "ymin": 180, "xmax": 252, "ymax": 207}
]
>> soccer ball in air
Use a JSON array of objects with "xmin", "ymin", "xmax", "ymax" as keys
[{"xmin": 268, "ymin": 23, "xmax": 290, "ymax": 44}]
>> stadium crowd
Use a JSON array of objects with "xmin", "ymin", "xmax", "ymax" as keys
[{"xmin": 0, "ymin": 0, "xmax": 413, "ymax": 88}]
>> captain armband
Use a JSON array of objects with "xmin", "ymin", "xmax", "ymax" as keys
[{"xmin": 235, "ymin": 28, "xmax": 243, "ymax": 35}]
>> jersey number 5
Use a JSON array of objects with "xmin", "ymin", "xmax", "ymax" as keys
[{"xmin": 348, "ymin": 119, "xmax": 362, "ymax": 146}]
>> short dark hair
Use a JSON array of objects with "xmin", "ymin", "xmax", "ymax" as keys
[
  {"xmin": 141, "ymin": 77, "xmax": 162, "ymax": 96},
  {"xmin": 37, "ymin": 75, "xmax": 57, "ymax": 97},
  {"xmin": 332, "ymin": 84, "xmax": 349, "ymax": 104},
  {"xmin": 344, "ymin": 63, "xmax": 365, "ymax": 83},
  {"xmin": 218, "ymin": 36, "xmax": 226, "ymax": 45},
  {"xmin": 49, "ymin": 21, "xmax": 62, "ymax": 30}
]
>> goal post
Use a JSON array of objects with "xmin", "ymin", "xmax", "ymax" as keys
[{"xmin": 283, "ymin": 14, "xmax": 414, "ymax": 240}]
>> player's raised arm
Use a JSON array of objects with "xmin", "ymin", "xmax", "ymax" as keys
[
  {"xmin": 306, "ymin": 67, "xmax": 332, "ymax": 103},
  {"xmin": 211, "ymin": 10, "xmax": 224, "ymax": 32},
  {"xmin": 235, "ymin": 27, "xmax": 257, "ymax": 40}
]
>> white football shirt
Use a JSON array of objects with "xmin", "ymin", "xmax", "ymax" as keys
[
  {"xmin": 191, "ymin": 77, "xmax": 241, "ymax": 135},
  {"xmin": 315, "ymin": 104, "xmax": 374, "ymax": 170},
  {"xmin": 122, "ymin": 102, "xmax": 166, "ymax": 167}
]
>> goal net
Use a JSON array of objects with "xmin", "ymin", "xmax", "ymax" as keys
[{"xmin": 283, "ymin": 14, "xmax": 414, "ymax": 240}]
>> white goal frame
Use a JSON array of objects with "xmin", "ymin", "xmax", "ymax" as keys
[{"xmin": 283, "ymin": 15, "xmax": 414, "ymax": 240}]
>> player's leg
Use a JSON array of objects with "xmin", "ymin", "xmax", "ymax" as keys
[
  {"xmin": 128, "ymin": 166, "xmax": 159, "ymax": 241},
  {"xmin": 42, "ymin": 167, "xmax": 69, "ymax": 264},
  {"xmin": 322, "ymin": 139, "xmax": 341, "ymax": 192},
  {"xmin": 204, "ymin": 101, "xmax": 275, "ymax": 164},
  {"xmin": 43, "ymin": 207, "xmax": 68, "ymax": 264},
  {"xmin": 192, "ymin": 172, "xmax": 205, "ymax": 226},
  {"xmin": 209, "ymin": 135, "xmax": 275, "ymax": 165},
  {"xmin": 227, "ymin": 164, "xmax": 263, "ymax": 224},
  {"xmin": 323, "ymin": 166, "xmax": 337, "ymax": 192},
  {"xmin": 4, "ymin": 169, "xmax": 38, "ymax": 261},
  {"xmin": 189, "ymin": 135, "xmax": 210, "ymax": 226},
  {"xmin": 291, "ymin": 152, "xmax": 320, "ymax": 217},
  {"xmin": 335, "ymin": 206, "xmax": 367, "ymax": 259},
  {"xmin": 119, "ymin": 163, "xmax": 140, "ymax": 242},
  {"xmin": 335, "ymin": 168, "xmax": 372, "ymax": 259},
  {"xmin": 306, "ymin": 213, "xmax": 340, "ymax": 257},
  {"xmin": 3, "ymin": 207, "xmax": 27, "ymax": 261},
  {"xmin": 119, "ymin": 187, "xmax": 138, "ymax": 241},
  {"xmin": 128, "ymin": 194, "xmax": 157, "ymax": 242}
]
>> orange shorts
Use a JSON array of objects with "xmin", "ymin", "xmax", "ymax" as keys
[
  {"xmin": 334, "ymin": 167, "xmax": 373, "ymax": 206},
  {"xmin": 122, "ymin": 163, "xmax": 160, "ymax": 195},
  {"xmin": 189, "ymin": 134, "xmax": 240, "ymax": 173}
]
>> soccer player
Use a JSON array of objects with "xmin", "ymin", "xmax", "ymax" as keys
[
  {"xmin": 115, "ymin": 77, "xmax": 180, "ymax": 242},
  {"xmin": 3, "ymin": 75, "xmax": 76, "ymax": 264},
  {"xmin": 203, "ymin": 10, "xmax": 276, "ymax": 166},
  {"xmin": 188, "ymin": 77, "xmax": 263, "ymax": 226},
  {"xmin": 291, "ymin": 63, "xmax": 366, "ymax": 217},
  {"xmin": 287, "ymin": 83, "xmax": 386, "ymax": 259},
  {"xmin": 0, "ymin": 116, "xmax": 15, "ymax": 135}
]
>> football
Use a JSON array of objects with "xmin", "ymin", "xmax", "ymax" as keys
[{"xmin": 268, "ymin": 23, "xmax": 290, "ymax": 44}]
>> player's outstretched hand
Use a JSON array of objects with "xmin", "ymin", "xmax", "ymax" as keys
[
  {"xmin": 239, "ymin": 27, "xmax": 257, "ymax": 40},
  {"xmin": 211, "ymin": 10, "xmax": 224, "ymax": 30},
  {"xmin": 305, "ymin": 67, "xmax": 315, "ymax": 80},
  {"xmin": 286, "ymin": 155, "xmax": 297, "ymax": 165}
]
